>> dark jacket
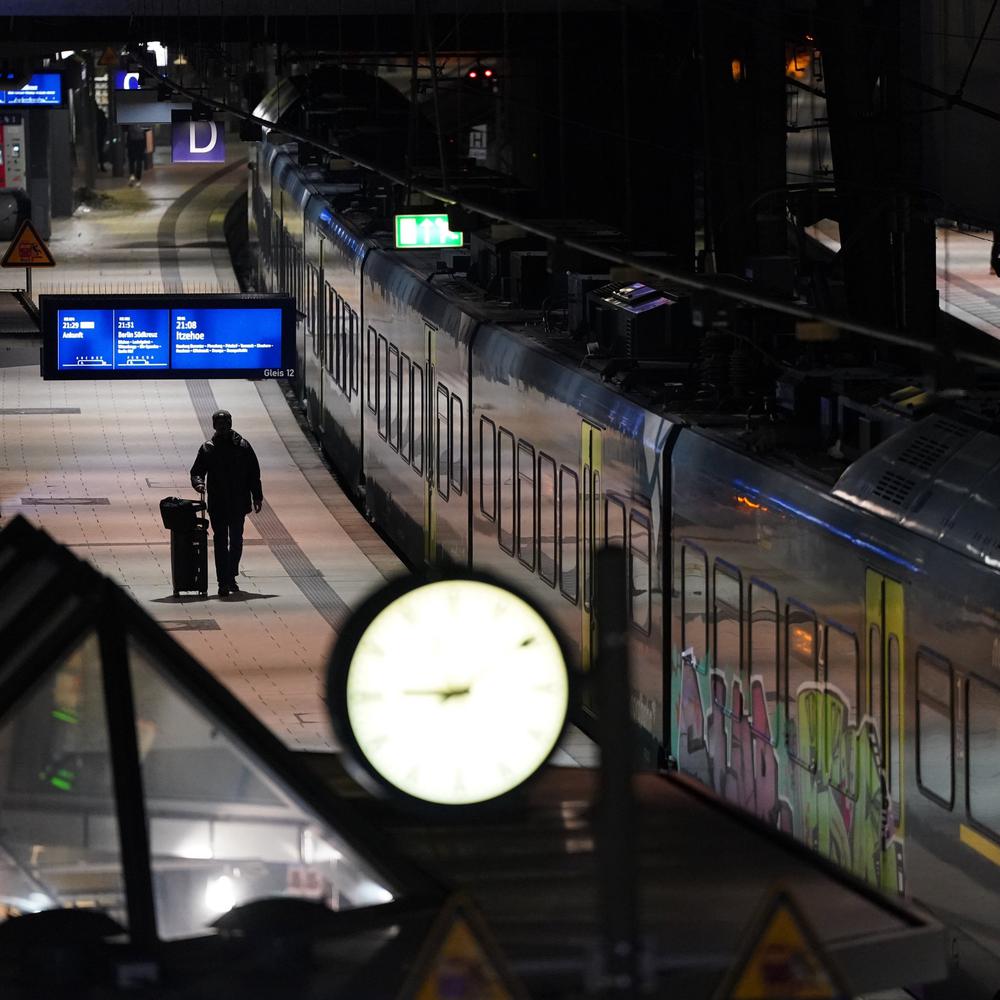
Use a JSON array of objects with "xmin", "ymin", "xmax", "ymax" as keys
[{"xmin": 190, "ymin": 431, "xmax": 263, "ymax": 518}]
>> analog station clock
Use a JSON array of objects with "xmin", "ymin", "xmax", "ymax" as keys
[{"xmin": 326, "ymin": 572, "xmax": 571, "ymax": 811}]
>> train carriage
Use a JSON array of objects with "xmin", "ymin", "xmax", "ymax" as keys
[
  {"xmin": 470, "ymin": 322, "xmax": 671, "ymax": 757},
  {"xmin": 362, "ymin": 250, "xmax": 477, "ymax": 567},
  {"xmin": 250, "ymin": 133, "xmax": 1000, "ymax": 999},
  {"xmin": 305, "ymin": 193, "xmax": 372, "ymax": 491}
]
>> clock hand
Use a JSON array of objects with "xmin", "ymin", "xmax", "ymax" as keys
[{"xmin": 402, "ymin": 686, "xmax": 472, "ymax": 700}]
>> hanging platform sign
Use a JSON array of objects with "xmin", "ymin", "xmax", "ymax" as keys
[
  {"xmin": 0, "ymin": 73, "xmax": 65, "ymax": 108},
  {"xmin": 1, "ymin": 219, "xmax": 55, "ymax": 268},
  {"xmin": 171, "ymin": 120, "xmax": 225, "ymax": 163},
  {"xmin": 394, "ymin": 214, "xmax": 463, "ymax": 249},
  {"xmin": 39, "ymin": 293, "xmax": 295, "ymax": 381}
]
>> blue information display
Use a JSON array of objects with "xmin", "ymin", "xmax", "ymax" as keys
[
  {"xmin": 41, "ymin": 294, "xmax": 294, "ymax": 381},
  {"xmin": 0, "ymin": 73, "xmax": 64, "ymax": 107},
  {"xmin": 171, "ymin": 308, "xmax": 282, "ymax": 369}
]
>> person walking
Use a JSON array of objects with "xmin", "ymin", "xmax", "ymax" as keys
[
  {"xmin": 125, "ymin": 123, "xmax": 148, "ymax": 186},
  {"xmin": 190, "ymin": 410, "xmax": 263, "ymax": 596}
]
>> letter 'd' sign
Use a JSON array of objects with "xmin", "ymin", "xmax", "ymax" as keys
[{"xmin": 171, "ymin": 121, "xmax": 224, "ymax": 163}]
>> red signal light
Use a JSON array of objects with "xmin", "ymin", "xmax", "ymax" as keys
[
  {"xmin": 468, "ymin": 69, "xmax": 478, "ymax": 79},
  {"xmin": 484, "ymin": 68, "xmax": 493, "ymax": 78}
]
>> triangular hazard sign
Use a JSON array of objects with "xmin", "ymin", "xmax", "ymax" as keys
[
  {"xmin": 401, "ymin": 894, "xmax": 527, "ymax": 1000},
  {"xmin": 715, "ymin": 890, "xmax": 851, "ymax": 1000},
  {"xmin": 98, "ymin": 46, "xmax": 120, "ymax": 67},
  {"xmin": 1, "ymin": 218, "xmax": 55, "ymax": 268}
]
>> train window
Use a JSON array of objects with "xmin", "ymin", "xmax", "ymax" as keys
[
  {"xmin": 308, "ymin": 270, "xmax": 316, "ymax": 360},
  {"xmin": 325, "ymin": 289, "xmax": 335, "ymax": 377},
  {"xmin": 480, "ymin": 417, "xmax": 497, "ymax": 521},
  {"xmin": 366, "ymin": 326, "xmax": 377, "ymax": 413},
  {"xmin": 629, "ymin": 511, "xmax": 651, "ymax": 634},
  {"xmin": 748, "ymin": 580, "xmax": 778, "ymax": 741},
  {"xmin": 868, "ymin": 623, "xmax": 882, "ymax": 732},
  {"xmin": 412, "ymin": 364, "xmax": 424, "ymax": 476},
  {"xmin": 681, "ymin": 544, "xmax": 708, "ymax": 674},
  {"xmin": 334, "ymin": 292, "xmax": 343, "ymax": 389},
  {"xmin": 584, "ymin": 470, "xmax": 603, "ymax": 611},
  {"xmin": 498, "ymin": 429, "xmax": 515, "ymax": 555},
  {"xmin": 967, "ymin": 674, "xmax": 1000, "ymax": 839},
  {"xmin": 538, "ymin": 454, "xmax": 557, "ymax": 587},
  {"xmin": 559, "ymin": 467, "xmax": 579, "ymax": 602},
  {"xmin": 824, "ymin": 623, "xmax": 859, "ymax": 793},
  {"xmin": 349, "ymin": 309, "xmax": 359, "ymax": 396},
  {"xmin": 436, "ymin": 385, "xmax": 450, "ymax": 500},
  {"xmin": 825, "ymin": 623, "xmax": 859, "ymax": 717},
  {"xmin": 400, "ymin": 355, "xmax": 412, "ymax": 463},
  {"xmin": 450, "ymin": 395, "xmax": 463, "ymax": 494},
  {"xmin": 916, "ymin": 650, "xmax": 953, "ymax": 809},
  {"xmin": 606, "ymin": 496, "xmax": 626, "ymax": 553},
  {"xmin": 306, "ymin": 267, "xmax": 314, "ymax": 349},
  {"xmin": 376, "ymin": 336, "xmax": 387, "ymax": 440},
  {"xmin": 387, "ymin": 345, "xmax": 400, "ymax": 452},
  {"xmin": 786, "ymin": 601, "xmax": 818, "ymax": 769},
  {"xmin": 887, "ymin": 634, "xmax": 901, "ymax": 802},
  {"xmin": 713, "ymin": 561, "xmax": 742, "ymax": 700},
  {"xmin": 517, "ymin": 441, "xmax": 536, "ymax": 571}
]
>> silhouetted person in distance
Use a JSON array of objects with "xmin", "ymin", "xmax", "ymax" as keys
[
  {"xmin": 125, "ymin": 123, "xmax": 148, "ymax": 186},
  {"xmin": 190, "ymin": 410, "xmax": 263, "ymax": 596}
]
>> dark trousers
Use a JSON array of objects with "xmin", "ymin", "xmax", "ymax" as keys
[
  {"xmin": 127, "ymin": 140, "xmax": 145, "ymax": 179},
  {"xmin": 209, "ymin": 511, "xmax": 245, "ymax": 586}
]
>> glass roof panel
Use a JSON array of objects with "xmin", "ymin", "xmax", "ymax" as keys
[
  {"xmin": 127, "ymin": 639, "xmax": 394, "ymax": 940},
  {"xmin": 0, "ymin": 631, "xmax": 127, "ymax": 925}
]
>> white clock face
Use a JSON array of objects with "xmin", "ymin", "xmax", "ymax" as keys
[{"xmin": 343, "ymin": 578, "xmax": 569, "ymax": 805}]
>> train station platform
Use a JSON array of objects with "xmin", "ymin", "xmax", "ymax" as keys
[
  {"xmin": 808, "ymin": 220, "xmax": 1000, "ymax": 342},
  {"xmin": 0, "ymin": 147, "xmax": 596, "ymax": 766},
  {"xmin": 0, "ymin": 147, "xmax": 957, "ymax": 1000}
]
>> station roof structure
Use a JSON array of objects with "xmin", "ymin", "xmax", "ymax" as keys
[{"xmin": 0, "ymin": 514, "xmax": 446, "ymax": 992}]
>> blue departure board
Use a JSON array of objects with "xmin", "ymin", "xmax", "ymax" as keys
[
  {"xmin": 171, "ymin": 308, "xmax": 282, "ymax": 369},
  {"xmin": 41, "ymin": 295, "xmax": 293, "ymax": 381},
  {"xmin": 0, "ymin": 74, "xmax": 64, "ymax": 107}
]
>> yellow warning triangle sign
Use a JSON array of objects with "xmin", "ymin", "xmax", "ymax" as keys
[
  {"xmin": 98, "ymin": 46, "xmax": 120, "ymax": 67},
  {"xmin": 1, "ymin": 218, "xmax": 55, "ymax": 268},
  {"xmin": 400, "ymin": 894, "xmax": 527, "ymax": 1000},
  {"xmin": 715, "ymin": 889, "xmax": 851, "ymax": 1000}
]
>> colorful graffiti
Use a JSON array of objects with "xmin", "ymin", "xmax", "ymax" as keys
[{"xmin": 674, "ymin": 651, "xmax": 904, "ymax": 894}]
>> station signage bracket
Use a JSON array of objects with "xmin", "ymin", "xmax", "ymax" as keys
[{"xmin": 39, "ymin": 293, "xmax": 295, "ymax": 382}]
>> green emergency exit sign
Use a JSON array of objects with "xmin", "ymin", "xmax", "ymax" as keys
[{"xmin": 394, "ymin": 214, "xmax": 464, "ymax": 249}]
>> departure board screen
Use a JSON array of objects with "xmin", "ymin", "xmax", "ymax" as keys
[
  {"xmin": 0, "ymin": 73, "xmax": 64, "ymax": 107},
  {"xmin": 41, "ymin": 294, "xmax": 294, "ymax": 380}
]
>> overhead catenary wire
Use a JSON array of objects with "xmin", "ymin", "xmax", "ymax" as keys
[{"xmin": 134, "ymin": 60, "xmax": 1000, "ymax": 372}]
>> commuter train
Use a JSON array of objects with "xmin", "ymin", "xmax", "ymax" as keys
[{"xmin": 249, "ymin": 135, "xmax": 1000, "ymax": 997}]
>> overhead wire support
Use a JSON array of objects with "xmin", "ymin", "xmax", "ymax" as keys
[{"xmin": 133, "ymin": 61, "xmax": 1000, "ymax": 372}]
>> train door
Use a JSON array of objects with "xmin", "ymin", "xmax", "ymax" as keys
[
  {"xmin": 423, "ymin": 323, "xmax": 438, "ymax": 566},
  {"xmin": 865, "ymin": 569, "xmax": 906, "ymax": 892},
  {"xmin": 581, "ymin": 422, "xmax": 603, "ymax": 693}
]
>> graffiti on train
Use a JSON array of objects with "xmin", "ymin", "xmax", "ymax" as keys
[{"xmin": 673, "ymin": 650, "xmax": 904, "ymax": 894}]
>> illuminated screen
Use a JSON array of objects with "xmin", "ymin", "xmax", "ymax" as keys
[
  {"xmin": 171, "ymin": 308, "xmax": 282, "ymax": 369},
  {"xmin": 42, "ymin": 295, "xmax": 293, "ymax": 380},
  {"xmin": 0, "ymin": 74, "xmax": 64, "ymax": 107}
]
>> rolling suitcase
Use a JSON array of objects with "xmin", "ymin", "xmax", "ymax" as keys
[{"xmin": 160, "ymin": 497, "xmax": 209, "ymax": 597}]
